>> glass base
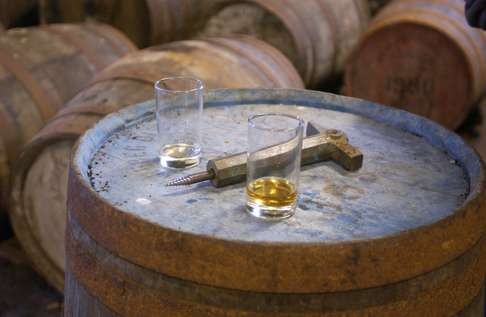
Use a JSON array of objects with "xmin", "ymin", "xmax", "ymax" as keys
[
  {"xmin": 159, "ymin": 143, "xmax": 201, "ymax": 169},
  {"xmin": 246, "ymin": 202, "xmax": 296, "ymax": 220}
]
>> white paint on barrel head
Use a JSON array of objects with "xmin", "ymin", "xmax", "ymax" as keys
[
  {"xmin": 24, "ymin": 141, "xmax": 72, "ymax": 271},
  {"xmin": 87, "ymin": 103, "xmax": 467, "ymax": 243}
]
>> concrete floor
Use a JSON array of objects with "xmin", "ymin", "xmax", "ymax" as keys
[{"xmin": 0, "ymin": 239, "xmax": 62, "ymax": 317}]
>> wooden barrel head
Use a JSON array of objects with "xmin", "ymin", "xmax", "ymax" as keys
[
  {"xmin": 346, "ymin": 22, "xmax": 471, "ymax": 130},
  {"xmin": 198, "ymin": 3, "xmax": 300, "ymax": 79},
  {"xmin": 345, "ymin": 0, "xmax": 486, "ymax": 129},
  {"xmin": 69, "ymin": 89, "xmax": 485, "ymax": 296}
]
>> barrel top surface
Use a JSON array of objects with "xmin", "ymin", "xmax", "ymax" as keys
[{"xmin": 75, "ymin": 89, "xmax": 478, "ymax": 244}]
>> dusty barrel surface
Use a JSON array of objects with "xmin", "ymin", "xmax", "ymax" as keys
[
  {"xmin": 65, "ymin": 89, "xmax": 485, "ymax": 316},
  {"xmin": 9, "ymin": 36, "xmax": 303, "ymax": 292},
  {"xmin": 345, "ymin": 0, "xmax": 486, "ymax": 130},
  {"xmin": 0, "ymin": 23, "xmax": 135, "ymax": 216},
  {"xmin": 199, "ymin": 0, "xmax": 369, "ymax": 87}
]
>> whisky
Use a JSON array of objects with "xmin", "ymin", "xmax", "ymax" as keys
[{"xmin": 246, "ymin": 177, "xmax": 297, "ymax": 208}]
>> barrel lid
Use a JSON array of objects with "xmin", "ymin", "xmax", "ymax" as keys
[{"xmin": 69, "ymin": 88, "xmax": 485, "ymax": 293}]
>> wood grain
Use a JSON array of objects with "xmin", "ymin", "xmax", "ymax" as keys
[
  {"xmin": 65, "ymin": 88, "xmax": 485, "ymax": 315},
  {"xmin": 42, "ymin": 0, "xmax": 369, "ymax": 88},
  {"xmin": 345, "ymin": 0, "xmax": 486, "ymax": 130},
  {"xmin": 9, "ymin": 37, "xmax": 303, "ymax": 292},
  {"xmin": 0, "ymin": 22, "xmax": 135, "ymax": 287}
]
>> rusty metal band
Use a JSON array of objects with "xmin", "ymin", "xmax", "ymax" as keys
[
  {"xmin": 43, "ymin": 25, "xmax": 106, "ymax": 71},
  {"xmin": 0, "ymin": 46, "xmax": 57, "ymax": 123},
  {"xmin": 66, "ymin": 211, "xmax": 486, "ymax": 316}
]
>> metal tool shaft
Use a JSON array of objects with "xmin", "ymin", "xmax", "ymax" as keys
[{"xmin": 166, "ymin": 129, "xmax": 363, "ymax": 187}]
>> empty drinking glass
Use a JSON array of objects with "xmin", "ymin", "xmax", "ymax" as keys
[{"xmin": 155, "ymin": 76, "xmax": 204, "ymax": 169}]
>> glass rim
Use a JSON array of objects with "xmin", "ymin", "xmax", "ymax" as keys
[
  {"xmin": 248, "ymin": 113, "xmax": 304, "ymax": 132},
  {"xmin": 154, "ymin": 76, "xmax": 204, "ymax": 93}
]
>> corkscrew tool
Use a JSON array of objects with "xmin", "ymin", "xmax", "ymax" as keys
[{"xmin": 166, "ymin": 123, "xmax": 363, "ymax": 187}]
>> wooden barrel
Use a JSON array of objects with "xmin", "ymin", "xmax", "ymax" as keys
[
  {"xmin": 0, "ymin": 23, "xmax": 135, "ymax": 216},
  {"xmin": 197, "ymin": 0, "xmax": 369, "ymax": 88},
  {"xmin": 97, "ymin": 0, "xmax": 222, "ymax": 48},
  {"xmin": 64, "ymin": 88, "xmax": 486, "ymax": 316},
  {"xmin": 9, "ymin": 36, "xmax": 303, "ymax": 292},
  {"xmin": 43, "ymin": 0, "xmax": 369, "ymax": 88},
  {"xmin": 345, "ymin": 0, "xmax": 486, "ymax": 130},
  {"xmin": 0, "ymin": 0, "xmax": 36, "ymax": 28}
]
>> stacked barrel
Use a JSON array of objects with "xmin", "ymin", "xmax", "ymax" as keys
[
  {"xmin": 346, "ymin": 0, "xmax": 486, "ymax": 130},
  {"xmin": 19, "ymin": 0, "xmax": 486, "ymax": 304},
  {"xmin": 0, "ymin": 23, "xmax": 135, "ymax": 217},
  {"xmin": 43, "ymin": 0, "xmax": 370, "ymax": 88},
  {"xmin": 9, "ymin": 36, "xmax": 304, "ymax": 291},
  {"xmin": 8, "ymin": 0, "xmax": 370, "ymax": 292}
]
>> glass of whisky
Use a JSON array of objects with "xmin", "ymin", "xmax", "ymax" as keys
[
  {"xmin": 155, "ymin": 76, "xmax": 204, "ymax": 169},
  {"xmin": 246, "ymin": 113, "xmax": 304, "ymax": 220}
]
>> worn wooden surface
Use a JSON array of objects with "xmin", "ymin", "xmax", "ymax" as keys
[
  {"xmin": 10, "ymin": 37, "xmax": 303, "ymax": 293},
  {"xmin": 0, "ymin": 23, "xmax": 134, "ymax": 216},
  {"xmin": 199, "ymin": 0, "xmax": 369, "ymax": 87},
  {"xmin": 345, "ymin": 0, "xmax": 486, "ymax": 130},
  {"xmin": 65, "ymin": 89, "xmax": 485, "ymax": 315},
  {"xmin": 0, "ymin": 22, "xmax": 135, "ymax": 289},
  {"xmin": 65, "ymin": 280, "xmax": 484, "ymax": 317}
]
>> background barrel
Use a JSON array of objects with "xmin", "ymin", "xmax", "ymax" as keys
[
  {"xmin": 9, "ymin": 35, "xmax": 303, "ymax": 292},
  {"xmin": 0, "ymin": 0, "xmax": 37, "ymax": 28},
  {"xmin": 345, "ymin": 0, "xmax": 486, "ymax": 130},
  {"xmin": 198, "ymin": 0, "xmax": 369, "ymax": 88},
  {"xmin": 65, "ymin": 89, "xmax": 486, "ymax": 316},
  {"xmin": 0, "ymin": 23, "xmax": 135, "ymax": 216},
  {"xmin": 41, "ymin": 0, "xmax": 369, "ymax": 88},
  {"xmin": 41, "ymin": 0, "xmax": 221, "ymax": 48}
]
